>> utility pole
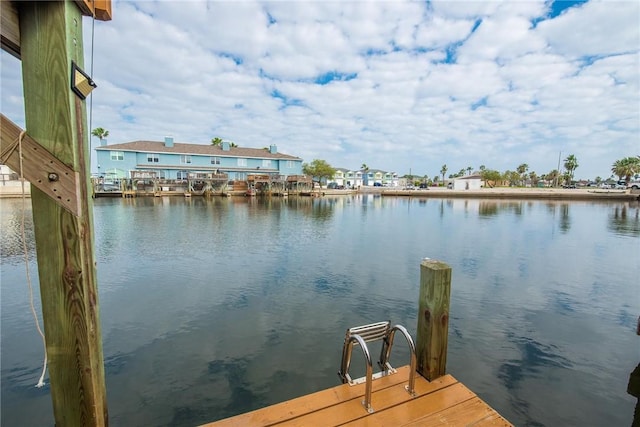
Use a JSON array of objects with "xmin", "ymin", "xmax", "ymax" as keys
[{"xmin": 555, "ymin": 150, "xmax": 562, "ymax": 187}]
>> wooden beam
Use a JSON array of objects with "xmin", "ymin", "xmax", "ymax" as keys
[
  {"xmin": 416, "ymin": 258, "xmax": 452, "ymax": 381},
  {"xmin": 94, "ymin": 0, "xmax": 113, "ymax": 21},
  {"xmin": 74, "ymin": 0, "xmax": 113, "ymax": 21},
  {"xmin": 1, "ymin": 115, "xmax": 81, "ymax": 217},
  {"xmin": 18, "ymin": 1, "xmax": 108, "ymax": 425},
  {"xmin": 1, "ymin": 1, "xmax": 20, "ymax": 58}
]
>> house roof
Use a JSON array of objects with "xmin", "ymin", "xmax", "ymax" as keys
[
  {"xmin": 96, "ymin": 140, "xmax": 302, "ymax": 160},
  {"xmin": 456, "ymin": 174, "xmax": 483, "ymax": 180}
]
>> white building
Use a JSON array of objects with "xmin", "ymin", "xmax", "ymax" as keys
[{"xmin": 451, "ymin": 174, "xmax": 482, "ymax": 190}]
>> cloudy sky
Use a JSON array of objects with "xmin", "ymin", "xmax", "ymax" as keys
[{"xmin": 2, "ymin": 0, "xmax": 638, "ymax": 180}]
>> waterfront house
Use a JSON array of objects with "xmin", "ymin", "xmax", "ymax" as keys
[
  {"xmin": 451, "ymin": 174, "xmax": 482, "ymax": 190},
  {"xmin": 330, "ymin": 168, "xmax": 398, "ymax": 188},
  {"xmin": 95, "ymin": 137, "xmax": 303, "ymax": 181}
]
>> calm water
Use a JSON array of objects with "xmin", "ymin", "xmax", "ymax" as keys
[{"xmin": 1, "ymin": 195, "xmax": 639, "ymax": 426}]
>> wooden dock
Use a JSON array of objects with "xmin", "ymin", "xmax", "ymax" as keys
[{"xmin": 202, "ymin": 365, "xmax": 511, "ymax": 426}]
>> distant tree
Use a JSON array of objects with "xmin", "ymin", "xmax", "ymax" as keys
[
  {"xmin": 479, "ymin": 165, "xmax": 486, "ymax": 171},
  {"xmin": 595, "ymin": 176, "xmax": 602, "ymax": 184},
  {"xmin": 546, "ymin": 169, "xmax": 560, "ymax": 187},
  {"xmin": 467, "ymin": 166, "xmax": 473, "ymax": 175},
  {"xmin": 211, "ymin": 138, "xmax": 238, "ymax": 148},
  {"xmin": 457, "ymin": 168, "xmax": 465, "ymax": 177},
  {"xmin": 517, "ymin": 163, "xmax": 529, "ymax": 186},
  {"xmin": 440, "ymin": 164, "xmax": 448, "ymax": 184},
  {"xmin": 563, "ymin": 154, "xmax": 579, "ymax": 183},
  {"xmin": 481, "ymin": 169, "xmax": 502, "ymax": 188},
  {"xmin": 91, "ymin": 127, "xmax": 109, "ymax": 143},
  {"xmin": 360, "ymin": 164, "xmax": 370, "ymax": 185},
  {"xmin": 528, "ymin": 171, "xmax": 538, "ymax": 186},
  {"xmin": 504, "ymin": 170, "xmax": 520, "ymax": 187},
  {"xmin": 303, "ymin": 159, "xmax": 336, "ymax": 188},
  {"xmin": 611, "ymin": 156, "xmax": 640, "ymax": 184}
]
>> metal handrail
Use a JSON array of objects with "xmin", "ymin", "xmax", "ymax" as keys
[
  {"xmin": 338, "ymin": 321, "xmax": 416, "ymax": 413},
  {"xmin": 379, "ymin": 324, "xmax": 417, "ymax": 395},
  {"xmin": 342, "ymin": 334, "xmax": 374, "ymax": 413}
]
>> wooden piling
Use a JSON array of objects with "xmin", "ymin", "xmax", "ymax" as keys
[
  {"xmin": 416, "ymin": 258, "xmax": 452, "ymax": 381},
  {"xmin": 18, "ymin": 1, "xmax": 108, "ymax": 425}
]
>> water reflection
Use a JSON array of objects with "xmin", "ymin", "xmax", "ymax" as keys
[
  {"xmin": 559, "ymin": 203, "xmax": 571, "ymax": 232},
  {"xmin": 0, "ymin": 199, "xmax": 36, "ymax": 263},
  {"xmin": 478, "ymin": 201, "xmax": 524, "ymax": 217},
  {"xmin": 608, "ymin": 204, "xmax": 640, "ymax": 237},
  {"xmin": 1, "ymin": 197, "xmax": 638, "ymax": 427}
]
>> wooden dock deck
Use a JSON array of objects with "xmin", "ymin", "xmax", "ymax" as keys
[{"xmin": 202, "ymin": 365, "xmax": 511, "ymax": 427}]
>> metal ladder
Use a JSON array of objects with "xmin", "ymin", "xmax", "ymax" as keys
[{"xmin": 338, "ymin": 321, "xmax": 417, "ymax": 413}]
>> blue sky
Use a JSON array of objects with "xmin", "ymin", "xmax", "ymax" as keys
[{"xmin": 1, "ymin": 0, "xmax": 638, "ymax": 180}]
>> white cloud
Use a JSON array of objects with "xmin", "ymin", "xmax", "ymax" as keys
[
  {"xmin": 1, "ymin": 0, "xmax": 638, "ymax": 180},
  {"xmin": 537, "ymin": 0, "xmax": 640, "ymax": 57}
]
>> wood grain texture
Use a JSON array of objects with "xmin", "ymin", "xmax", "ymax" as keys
[
  {"xmin": 416, "ymin": 259, "xmax": 452, "ymax": 381},
  {"xmin": 1, "ymin": 115, "xmax": 81, "ymax": 216},
  {"xmin": 0, "ymin": 1, "xmax": 20, "ymax": 58},
  {"xmin": 203, "ymin": 370, "xmax": 513, "ymax": 427},
  {"xmin": 18, "ymin": 1, "xmax": 107, "ymax": 425}
]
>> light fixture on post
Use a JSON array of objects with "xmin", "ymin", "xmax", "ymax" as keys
[{"xmin": 71, "ymin": 61, "xmax": 97, "ymax": 100}]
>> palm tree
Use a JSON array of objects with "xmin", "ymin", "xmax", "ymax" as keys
[
  {"xmin": 517, "ymin": 163, "xmax": 529, "ymax": 186},
  {"xmin": 361, "ymin": 164, "xmax": 369, "ymax": 186},
  {"xmin": 547, "ymin": 169, "xmax": 560, "ymax": 187},
  {"xmin": 466, "ymin": 166, "xmax": 473, "ymax": 175},
  {"xmin": 91, "ymin": 127, "xmax": 109, "ymax": 144},
  {"xmin": 440, "ymin": 164, "xmax": 448, "ymax": 185},
  {"xmin": 611, "ymin": 156, "xmax": 640, "ymax": 184},
  {"xmin": 211, "ymin": 137, "xmax": 223, "ymax": 146},
  {"xmin": 479, "ymin": 165, "xmax": 486, "ymax": 172},
  {"xmin": 563, "ymin": 154, "xmax": 579, "ymax": 183}
]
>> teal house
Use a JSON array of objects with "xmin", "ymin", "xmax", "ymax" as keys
[{"xmin": 95, "ymin": 137, "xmax": 303, "ymax": 180}]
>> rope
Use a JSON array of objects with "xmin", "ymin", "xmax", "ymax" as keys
[{"xmin": 16, "ymin": 130, "xmax": 48, "ymax": 388}]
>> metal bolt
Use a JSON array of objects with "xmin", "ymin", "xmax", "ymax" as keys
[{"xmin": 48, "ymin": 173, "xmax": 59, "ymax": 182}]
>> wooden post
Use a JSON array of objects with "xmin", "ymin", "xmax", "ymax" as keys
[
  {"xmin": 416, "ymin": 258, "xmax": 452, "ymax": 381},
  {"xmin": 18, "ymin": 1, "xmax": 107, "ymax": 425}
]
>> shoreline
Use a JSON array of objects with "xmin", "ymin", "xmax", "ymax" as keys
[
  {"xmin": 2, "ymin": 184, "xmax": 638, "ymax": 202},
  {"xmin": 368, "ymin": 187, "xmax": 640, "ymax": 201}
]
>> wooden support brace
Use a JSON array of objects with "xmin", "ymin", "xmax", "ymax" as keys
[{"xmin": 1, "ymin": 114, "xmax": 81, "ymax": 217}]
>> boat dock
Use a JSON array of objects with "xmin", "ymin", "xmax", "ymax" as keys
[
  {"xmin": 202, "ymin": 260, "xmax": 512, "ymax": 427},
  {"xmin": 202, "ymin": 366, "xmax": 511, "ymax": 426}
]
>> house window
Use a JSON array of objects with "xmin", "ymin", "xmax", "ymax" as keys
[
  {"xmin": 110, "ymin": 151, "xmax": 124, "ymax": 161},
  {"xmin": 211, "ymin": 157, "xmax": 220, "ymax": 165},
  {"xmin": 237, "ymin": 158, "xmax": 247, "ymax": 167},
  {"xmin": 262, "ymin": 159, "xmax": 271, "ymax": 168},
  {"xmin": 147, "ymin": 153, "xmax": 159, "ymax": 163},
  {"xmin": 177, "ymin": 170, "xmax": 188, "ymax": 180},
  {"xmin": 287, "ymin": 161, "xmax": 294, "ymax": 168},
  {"xmin": 180, "ymin": 155, "xmax": 191, "ymax": 164}
]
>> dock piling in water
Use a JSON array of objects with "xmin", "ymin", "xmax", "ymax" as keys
[{"xmin": 416, "ymin": 258, "xmax": 452, "ymax": 381}]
